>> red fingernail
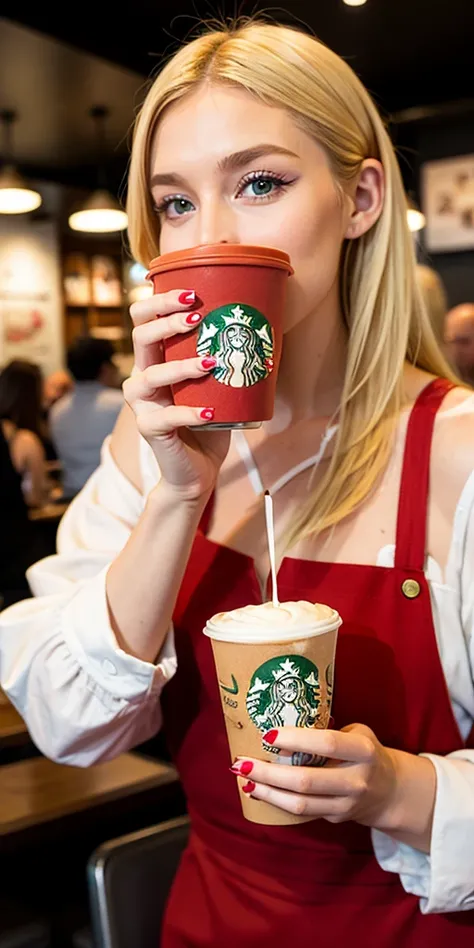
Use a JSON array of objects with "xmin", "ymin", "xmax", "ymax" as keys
[
  {"xmin": 262, "ymin": 729, "xmax": 279, "ymax": 744},
  {"xmin": 179, "ymin": 290, "xmax": 196, "ymax": 305},
  {"xmin": 231, "ymin": 760, "xmax": 254, "ymax": 776},
  {"xmin": 185, "ymin": 312, "xmax": 202, "ymax": 326},
  {"xmin": 201, "ymin": 357, "xmax": 217, "ymax": 370},
  {"xmin": 242, "ymin": 781, "xmax": 256, "ymax": 794},
  {"xmin": 200, "ymin": 408, "xmax": 215, "ymax": 421}
]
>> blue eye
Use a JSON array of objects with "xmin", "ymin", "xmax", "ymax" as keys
[
  {"xmin": 167, "ymin": 198, "xmax": 194, "ymax": 218},
  {"xmin": 155, "ymin": 196, "xmax": 195, "ymax": 220},
  {"xmin": 248, "ymin": 178, "xmax": 274, "ymax": 196},
  {"xmin": 237, "ymin": 172, "xmax": 291, "ymax": 202}
]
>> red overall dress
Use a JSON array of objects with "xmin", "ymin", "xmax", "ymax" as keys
[{"xmin": 160, "ymin": 378, "xmax": 474, "ymax": 946}]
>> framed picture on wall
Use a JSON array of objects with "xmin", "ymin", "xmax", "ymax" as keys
[
  {"xmin": 63, "ymin": 252, "xmax": 91, "ymax": 306},
  {"xmin": 91, "ymin": 255, "xmax": 122, "ymax": 307},
  {"xmin": 422, "ymin": 155, "xmax": 474, "ymax": 252}
]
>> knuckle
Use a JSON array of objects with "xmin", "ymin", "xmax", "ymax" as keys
[
  {"xmin": 135, "ymin": 414, "xmax": 156, "ymax": 438},
  {"xmin": 361, "ymin": 738, "xmax": 375, "ymax": 761},
  {"xmin": 295, "ymin": 772, "xmax": 313, "ymax": 795},
  {"xmin": 122, "ymin": 380, "xmax": 133, "ymax": 404},
  {"xmin": 326, "ymin": 799, "xmax": 351, "ymax": 823},
  {"xmin": 142, "ymin": 365, "xmax": 154, "ymax": 385},
  {"xmin": 350, "ymin": 777, "xmax": 367, "ymax": 799},
  {"xmin": 129, "ymin": 300, "xmax": 147, "ymax": 322},
  {"xmin": 338, "ymin": 797, "xmax": 354, "ymax": 817},
  {"xmin": 292, "ymin": 795, "xmax": 310, "ymax": 817},
  {"xmin": 324, "ymin": 733, "xmax": 338, "ymax": 758},
  {"xmin": 326, "ymin": 800, "xmax": 351, "ymax": 824},
  {"xmin": 131, "ymin": 325, "xmax": 143, "ymax": 346}
]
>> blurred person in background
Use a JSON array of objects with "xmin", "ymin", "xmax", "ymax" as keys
[
  {"xmin": 0, "ymin": 422, "xmax": 41, "ymax": 607},
  {"xmin": 444, "ymin": 303, "xmax": 474, "ymax": 386},
  {"xmin": 43, "ymin": 368, "xmax": 74, "ymax": 411},
  {"xmin": 41, "ymin": 367, "xmax": 75, "ymax": 467},
  {"xmin": 0, "ymin": 359, "xmax": 50, "ymax": 508},
  {"xmin": 415, "ymin": 264, "xmax": 448, "ymax": 346},
  {"xmin": 0, "ymin": 360, "xmax": 51, "ymax": 606},
  {"xmin": 50, "ymin": 336, "xmax": 123, "ymax": 499}
]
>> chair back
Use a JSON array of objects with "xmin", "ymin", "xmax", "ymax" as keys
[{"xmin": 87, "ymin": 816, "xmax": 190, "ymax": 948}]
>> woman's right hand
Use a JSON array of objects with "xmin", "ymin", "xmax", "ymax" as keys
[{"xmin": 123, "ymin": 289, "xmax": 231, "ymax": 502}]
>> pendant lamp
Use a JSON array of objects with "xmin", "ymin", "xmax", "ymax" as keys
[
  {"xmin": 68, "ymin": 106, "xmax": 128, "ymax": 234},
  {"xmin": 0, "ymin": 110, "xmax": 42, "ymax": 214}
]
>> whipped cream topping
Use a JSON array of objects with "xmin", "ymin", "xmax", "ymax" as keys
[{"xmin": 204, "ymin": 600, "xmax": 341, "ymax": 643}]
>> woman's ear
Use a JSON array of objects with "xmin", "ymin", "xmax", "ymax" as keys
[{"xmin": 344, "ymin": 159, "xmax": 385, "ymax": 240}]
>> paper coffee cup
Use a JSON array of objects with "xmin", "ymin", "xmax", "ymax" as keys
[
  {"xmin": 203, "ymin": 601, "xmax": 342, "ymax": 825},
  {"xmin": 147, "ymin": 244, "xmax": 293, "ymax": 429}
]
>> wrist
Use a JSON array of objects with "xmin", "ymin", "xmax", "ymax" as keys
[
  {"xmin": 372, "ymin": 748, "xmax": 437, "ymax": 838},
  {"xmin": 148, "ymin": 479, "xmax": 212, "ymax": 517}
]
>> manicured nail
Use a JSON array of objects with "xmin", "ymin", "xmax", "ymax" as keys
[
  {"xmin": 185, "ymin": 312, "xmax": 202, "ymax": 326},
  {"xmin": 231, "ymin": 760, "xmax": 254, "ymax": 776},
  {"xmin": 179, "ymin": 290, "xmax": 196, "ymax": 305},
  {"xmin": 242, "ymin": 781, "xmax": 256, "ymax": 794},
  {"xmin": 262, "ymin": 729, "xmax": 279, "ymax": 745},
  {"xmin": 201, "ymin": 357, "xmax": 217, "ymax": 370},
  {"xmin": 200, "ymin": 408, "xmax": 215, "ymax": 421}
]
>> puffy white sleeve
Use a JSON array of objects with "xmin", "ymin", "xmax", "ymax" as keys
[
  {"xmin": 372, "ymin": 470, "xmax": 474, "ymax": 913},
  {"xmin": 0, "ymin": 437, "xmax": 177, "ymax": 767}
]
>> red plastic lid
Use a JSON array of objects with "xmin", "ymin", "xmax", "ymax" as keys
[{"xmin": 147, "ymin": 243, "xmax": 293, "ymax": 278}]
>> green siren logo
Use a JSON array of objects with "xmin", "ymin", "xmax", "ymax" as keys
[
  {"xmin": 246, "ymin": 655, "xmax": 321, "ymax": 737},
  {"xmin": 196, "ymin": 303, "xmax": 274, "ymax": 388}
]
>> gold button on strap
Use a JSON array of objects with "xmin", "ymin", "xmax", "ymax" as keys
[{"xmin": 402, "ymin": 578, "xmax": 421, "ymax": 599}]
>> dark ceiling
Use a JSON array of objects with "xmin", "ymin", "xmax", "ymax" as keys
[{"xmin": 2, "ymin": 1, "xmax": 474, "ymax": 190}]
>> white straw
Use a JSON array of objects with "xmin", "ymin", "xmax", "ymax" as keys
[{"xmin": 264, "ymin": 490, "xmax": 280, "ymax": 607}]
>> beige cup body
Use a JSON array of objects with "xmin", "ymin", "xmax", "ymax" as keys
[{"xmin": 209, "ymin": 628, "xmax": 338, "ymax": 825}]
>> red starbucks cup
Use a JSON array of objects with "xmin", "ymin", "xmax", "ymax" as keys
[{"xmin": 146, "ymin": 244, "xmax": 293, "ymax": 429}]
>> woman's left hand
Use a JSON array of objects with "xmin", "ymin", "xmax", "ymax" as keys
[{"xmin": 231, "ymin": 724, "xmax": 401, "ymax": 828}]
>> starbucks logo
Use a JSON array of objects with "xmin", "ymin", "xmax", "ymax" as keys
[
  {"xmin": 196, "ymin": 303, "xmax": 274, "ymax": 388},
  {"xmin": 325, "ymin": 662, "xmax": 334, "ymax": 697},
  {"xmin": 246, "ymin": 656, "xmax": 321, "ymax": 740}
]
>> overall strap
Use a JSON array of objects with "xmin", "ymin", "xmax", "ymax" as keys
[{"xmin": 395, "ymin": 378, "xmax": 455, "ymax": 570}]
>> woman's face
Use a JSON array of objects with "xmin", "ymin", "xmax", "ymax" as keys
[
  {"xmin": 150, "ymin": 85, "xmax": 355, "ymax": 333},
  {"xmin": 227, "ymin": 325, "xmax": 251, "ymax": 350},
  {"xmin": 276, "ymin": 678, "xmax": 299, "ymax": 703}
]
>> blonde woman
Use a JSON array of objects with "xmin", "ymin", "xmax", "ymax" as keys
[{"xmin": 1, "ymin": 21, "xmax": 474, "ymax": 946}]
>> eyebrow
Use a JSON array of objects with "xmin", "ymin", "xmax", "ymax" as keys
[{"xmin": 150, "ymin": 144, "xmax": 299, "ymax": 188}]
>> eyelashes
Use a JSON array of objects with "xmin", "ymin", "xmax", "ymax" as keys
[
  {"xmin": 153, "ymin": 169, "xmax": 297, "ymax": 220},
  {"xmin": 154, "ymin": 195, "xmax": 194, "ymax": 218},
  {"xmin": 234, "ymin": 170, "xmax": 295, "ymax": 200}
]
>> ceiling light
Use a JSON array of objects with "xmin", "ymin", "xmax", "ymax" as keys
[
  {"xmin": 69, "ymin": 189, "xmax": 128, "ymax": 233},
  {"xmin": 0, "ymin": 111, "xmax": 42, "ymax": 214},
  {"xmin": 343, "ymin": 0, "xmax": 368, "ymax": 6},
  {"xmin": 406, "ymin": 195, "xmax": 426, "ymax": 233},
  {"xmin": 68, "ymin": 106, "xmax": 127, "ymax": 234}
]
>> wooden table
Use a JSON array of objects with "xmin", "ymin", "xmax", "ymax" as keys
[
  {"xmin": 0, "ymin": 753, "xmax": 178, "ymax": 839},
  {"xmin": 0, "ymin": 692, "xmax": 29, "ymax": 750}
]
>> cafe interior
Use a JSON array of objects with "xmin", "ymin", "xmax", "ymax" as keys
[{"xmin": 0, "ymin": 1, "xmax": 474, "ymax": 945}]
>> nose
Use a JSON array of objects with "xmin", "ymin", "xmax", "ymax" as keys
[{"xmin": 197, "ymin": 198, "xmax": 238, "ymax": 247}]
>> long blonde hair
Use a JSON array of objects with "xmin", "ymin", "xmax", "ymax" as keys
[{"xmin": 127, "ymin": 20, "xmax": 455, "ymax": 549}]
